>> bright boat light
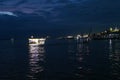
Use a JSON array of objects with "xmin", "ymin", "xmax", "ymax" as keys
[{"xmin": 29, "ymin": 38, "xmax": 46, "ymax": 45}]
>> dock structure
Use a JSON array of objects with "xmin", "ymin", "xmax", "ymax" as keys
[{"xmin": 76, "ymin": 34, "xmax": 90, "ymax": 43}]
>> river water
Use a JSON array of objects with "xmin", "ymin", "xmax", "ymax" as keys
[{"xmin": 0, "ymin": 39, "xmax": 120, "ymax": 80}]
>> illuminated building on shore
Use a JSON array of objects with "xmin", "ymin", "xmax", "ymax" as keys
[{"xmin": 92, "ymin": 27, "xmax": 120, "ymax": 39}]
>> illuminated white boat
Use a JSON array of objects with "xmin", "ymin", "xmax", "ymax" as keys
[{"xmin": 29, "ymin": 36, "xmax": 46, "ymax": 45}]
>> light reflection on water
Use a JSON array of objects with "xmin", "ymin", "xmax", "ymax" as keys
[
  {"xmin": 1, "ymin": 39, "xmax": 120, "ymax": 80},
  {"xmin": 75, "ymin": 43, "xmax": 91, "ymax": 79},
  {"xmin": 27, "ymin": 44, "xmax": 45, "ymax": 80},
  {"xmin": 67, "ymin": 40, "xmax": 120, "ymax": 80},
  {"xmin": 109, "ymin": 40, "xmax": 120, "ymax": 80},
  {"xmin": 67, "ymin": 40, "xmax": 92, "ymax": 80}
]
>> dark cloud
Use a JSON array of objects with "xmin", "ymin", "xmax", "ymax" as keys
[
  {"xmin": 0, "ymin": 0, "xmax": 87, "ymax": 17},
  {"xmin": 0, "ymin": 0, "xmax": 120, "ymax": 25}
]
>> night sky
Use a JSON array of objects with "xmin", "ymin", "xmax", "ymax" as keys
[{"xmin": 0, "ymin": 0, "xmax": 120, "ymax": 37}]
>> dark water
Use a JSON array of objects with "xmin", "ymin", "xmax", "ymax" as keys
[{"xmin": 0, "ymin": 39, "xmax": 120, "ymax": 80}]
